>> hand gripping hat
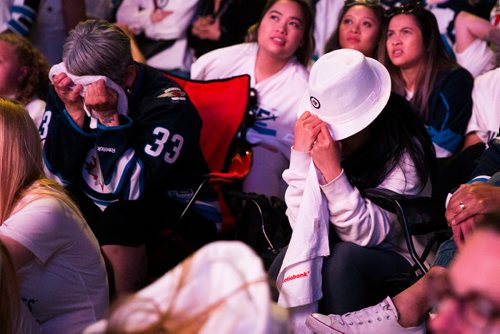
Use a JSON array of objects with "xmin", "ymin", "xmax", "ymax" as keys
[{"xmin": 299, "ymin": 48, "xmax": 391, "ymax": 140}]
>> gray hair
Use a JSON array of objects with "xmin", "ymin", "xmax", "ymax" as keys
[{"xmin": 63, "ymin": 19, "xmax": 133, "ymax": 85}]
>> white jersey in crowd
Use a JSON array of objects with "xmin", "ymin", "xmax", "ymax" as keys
[
  {"xmin": 116, "ymin": 0, "xmax": 198, "ymax": 71},
  {"xmin": 0, "ymin": 197, "xmax": 109, "ymax": 334},
  {"xmin": 427, "ymin": 3, "xmax": 496, "ymax": 77},
  {"xmin": 313, "ymin": 0, "xmax": 344, "ymax": 60},
  {"xmin": 25, "ymin": 97, "xmax": 46, "ymax": 129},
  {"xmin": 466, "ymin": 66, "xmax": 500, "ymax": 143},
  {"xmin": 0, "ymin": 0, "xmax": 62, "ymax": 64},
  {"xmin": 1, "ymin": 0, "xmax": 114, "ymax": 65},
  {"xmin": 191, "ymin": 42, "xmax": 309, "ymax": 159}
]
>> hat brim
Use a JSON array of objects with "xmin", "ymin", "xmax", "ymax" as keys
[{"xmin": 297, "ymin": 57, "xmax": 391, "ymax": 141}]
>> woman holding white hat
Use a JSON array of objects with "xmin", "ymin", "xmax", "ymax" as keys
[{"xmin": 272, "ymin": 48, "xmax": 435, "ymax": 332}]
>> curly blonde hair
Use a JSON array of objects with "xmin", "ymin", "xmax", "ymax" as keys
[{"xmin": 0, "ymin": 32, "xmax": 50, "ymax": 105}]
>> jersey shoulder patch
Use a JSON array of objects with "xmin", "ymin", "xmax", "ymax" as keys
[{"xmin": 157, "ymin": 87, "xmax": 187, "ymax": 101}]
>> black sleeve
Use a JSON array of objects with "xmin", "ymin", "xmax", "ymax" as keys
[
  {"xmin": 472, "ymin": 137, "xmax": 500, "ymax": 178},
  {"xmin": 40, "ymin": 87, "xmax": 96, "ymax": 185}
]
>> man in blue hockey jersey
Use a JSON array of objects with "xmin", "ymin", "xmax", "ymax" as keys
[{"xmin": 40, "ymin": 19, "xmax": 216, "ymax": 298}]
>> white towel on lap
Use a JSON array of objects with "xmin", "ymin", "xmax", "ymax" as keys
[{"xmin": 49, "ymin": 62, "xmax": 128, "ymax": 128}]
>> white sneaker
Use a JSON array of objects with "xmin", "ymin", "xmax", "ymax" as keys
[{"xmin": 305, "ymin": 297, "xmax": 425, "ymax": 334}]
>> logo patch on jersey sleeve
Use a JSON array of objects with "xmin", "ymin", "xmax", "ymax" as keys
[{"xmin": 157, "ymin": 87, "xmax": 187, "ymax": 101}]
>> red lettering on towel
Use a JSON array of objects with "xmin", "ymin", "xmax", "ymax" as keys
[{"xmin": 282, "ymin": 271, "xmax": 310, "ymax": 284}]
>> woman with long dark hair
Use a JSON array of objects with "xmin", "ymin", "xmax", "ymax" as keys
[
  {"xmin": 270, "ymin": 49, "xmax": 434, "ymax": 333},
  {"xmin": 380, "ymin": 4, "xmax": 474, "ymax": 157},
  {"xmin": 324, "ymin": 0, "xmax": 385, "ymax": 57}
]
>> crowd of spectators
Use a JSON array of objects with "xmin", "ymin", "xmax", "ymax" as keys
[{"xmin": 0, "ymin": 0, "xmax": 499, "ymax": 333}]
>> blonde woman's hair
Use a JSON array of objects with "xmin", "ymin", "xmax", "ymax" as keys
[
  {"xmin": 0, "ymin": 98, "xmax": 85, "ymax": 223},
  {"xmin": 0, "ymin": 241, "xmax": 20, "ymax": 334}
]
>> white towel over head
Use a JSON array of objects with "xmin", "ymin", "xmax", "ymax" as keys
[{"xmin": 48, "ymin": 62, "xmax": 129, "ymax": 128}]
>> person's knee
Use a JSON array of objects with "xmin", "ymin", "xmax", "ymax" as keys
[
  {"xmin": 322, "ymin": 242, "xmax": 368, "ymax": 289},
  {"xmin": 326, "ymin": 242, "xmax": 365, "ymax": 271},
  {"xmin": 432, "ymin": 238, "xmax": 457, "ymax": 268}
]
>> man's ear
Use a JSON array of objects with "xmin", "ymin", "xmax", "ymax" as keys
[{"xmin": 124, "ymin": 64, "xmax": 137, "ymax": 89}]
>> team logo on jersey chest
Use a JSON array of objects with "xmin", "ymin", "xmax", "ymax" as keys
[
  {"xmin": 158, "ymin": 87, "xmax": 187, "ymax": 101},
  {"xmin": 83, "ymin": 155, "xmax": 104, "ymax": 190}
]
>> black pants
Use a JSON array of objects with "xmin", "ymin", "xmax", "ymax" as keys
[
  {"xmin": 69, "ymin": 187, "xmax": 217, "ymax": 247},
  {"xmin": 321, "ymin": 241, "xmax": 412, "ymax": 314},
  {"xmin": 268, "ymin": 241, "xmax": 413, "ymax": 314}
]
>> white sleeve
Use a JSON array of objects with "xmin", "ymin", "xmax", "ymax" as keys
[
  {"xmin": 321, "ymin": 152, "xmax": 424, "ymax": 247},
  {"xmin": 191, "ymin": 44, "xmax": 255, "ymax": 80},
  {"xmin": 190, "ymin": 56, "xmax": 207, "ymax": 80},
  {"xmin": 0, "ymin": 198, "xmax": 72, "ymax": 264},
  {"xmin": 313, "ymin": 0, "xmax": 343, "ymax": 58},
  {"xmin": 466, "ymin": 68, "xmax": 500, "ymax": 143},
  {"xmin": 190, "ymin": 49, "xmax": 222, "ymax": 80},
  {"xmin": 116, "ymin": 0, "xmax": 152, "ymax": 33},
  {"xmin": 466, "ymin": 102, "xmax": 489, "ymax": 143},
  {"xmin": 282, "ymin": 149, "xmax": 313, "ymax": 229},
  {"xmin": 120, "ymin": 0, "xmax": 198, "ymax": 40},
  {"xmin": 143, "ymin": 0, "xmax": 198, "ymax": 39}
]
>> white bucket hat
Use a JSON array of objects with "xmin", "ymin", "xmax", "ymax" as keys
[{"xmin": 299, "ymin": 49, "xmax": 391, "ymax": 140}]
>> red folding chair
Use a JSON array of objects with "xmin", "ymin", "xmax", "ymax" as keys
[
  {"xmin": 163, "ymin": 73, "xmax": 254, "ymax": 231},
  {"xmin": 147, "ymin": 73, "xmax": 254, "ymax": 279}
]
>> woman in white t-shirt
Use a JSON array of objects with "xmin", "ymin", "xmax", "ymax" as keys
[
  {"xmin": 191, "ymin": 0, "xmax": 314, "ymax": 199},
  {"xmin": 0, "ymin": 98, "xmax": 109, "ymax": 334}
]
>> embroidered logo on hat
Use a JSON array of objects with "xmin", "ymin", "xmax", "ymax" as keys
[{"xmin": 310, "ymin": 96, "xmax": 321, "ymax": 109}]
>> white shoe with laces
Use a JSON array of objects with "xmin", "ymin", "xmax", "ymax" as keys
[{"xmin": 305, "ymin": 297, "xmax": 426, "ymax": 334}]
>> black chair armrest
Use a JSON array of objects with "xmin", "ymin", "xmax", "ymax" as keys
[
  {"xmin": 362, "ymin": 188, "xmax": 447, "ymax": 234},
  {"xmin": 362, "ymin": 188, "xmax": 449, "ymax": 273}
]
